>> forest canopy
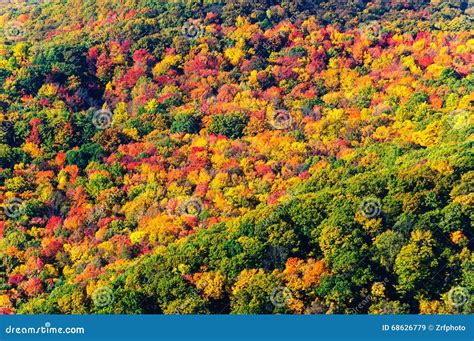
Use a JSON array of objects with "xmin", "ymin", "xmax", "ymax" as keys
[{"xmin": 0, "ymin": 0, "xmax": 472, "ymax": 315}]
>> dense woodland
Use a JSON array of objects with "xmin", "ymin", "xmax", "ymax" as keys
[{"xmin": 0, "ymin": 0, "xmax": 472, "ymax": 314}]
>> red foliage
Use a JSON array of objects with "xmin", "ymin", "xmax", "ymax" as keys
[
  {"xmin": 22, "ymin": 278, "xmax": 43, "ymax": 297},
  {"xmin": 8, "ymin": 274, "xmax": 24, "ymax": 287}
]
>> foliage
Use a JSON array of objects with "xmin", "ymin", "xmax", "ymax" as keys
[{"xmin": 0, "ymin": 0, "xmax": 472, "ymax": 315}]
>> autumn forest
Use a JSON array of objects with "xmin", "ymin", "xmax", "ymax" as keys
[{"xmin": 0, "ymin": 0, "xmax": 472, "ymax": 315}]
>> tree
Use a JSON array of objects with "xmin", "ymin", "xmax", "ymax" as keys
[
  {"xmin": 394, "ymin": 230, "xmax": 439, "ymax": 295},
  {"xmin": 208, "ymin": 113, "xmax": 249, "ymax": 139},
  {"xmin": 171, "ymin": 113, "xmax": 201, "ymax": 134}
]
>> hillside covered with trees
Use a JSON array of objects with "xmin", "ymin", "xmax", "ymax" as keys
[{"xmin": 0, "ymin": 0, "xmax": 472, "ymax": 314}]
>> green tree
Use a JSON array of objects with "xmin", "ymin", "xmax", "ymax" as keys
[
  {"xmin": 208, "ymin": 113, "xmax": 249, "ymax": 139},
  {"xmin": 171, "ymin": 113, "xmax": 201, "ymax": 134},
  {"xmin": 394, "ymin": 230, "xmax": 438, "ymax": 295}
]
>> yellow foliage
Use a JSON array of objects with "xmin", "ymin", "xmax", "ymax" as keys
[
  {"xmin": 37, "ymin": 83, "xmax": 58, "ymax": 97},
  {"xmin": 372, "ymin": 126, "xmax": 391, "ymax": 141},
  {"xmin": 0, "ymin": 294, "xmax": 12, "ymax": 310},
  {"xmin": 371, "ymin": 282, "xmax": 386, "ymax": 297},
  {"xmin": 412, "ymin": 121, "xmax": 442, "ymax": 147},
  {"xmin": 194, "ymin": 271, "xmax": 226, "ymax": 299},
  {"xmin": 432, "ymin": 160, "xmax": 453, "ymax": 175},
  {"xmin": 419, "ymin": 300, "xmax": 443, "ymax": 314},
  {"xmin": 191, "ymin": 136, "xmax": 208, "ymax": 148},
  {"xmin": 23, "ymin": 142, "xmax": 43, "ymax": 158},
  {"xmin": 152, "ymin": 54, "xmax": 182, "ymax": 77},
  {"xmin": 225, "ymin": 46, "xmax": 245, "ymax": 66},
  {"xmin": 122, "ymin": 127, "xmax": 140, "ymax": 140},
  {"xmin": 113, "ymin": 102, "xmax": 129, "ymax": 124},
  {"xmin": 450, "ymin": 231, "xmax": 467, "ymax": 245},
  {"xmin": 130, "ymin": 230, "xmax": 147, "ymax": 244}
]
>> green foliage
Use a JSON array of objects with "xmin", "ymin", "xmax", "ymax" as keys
[
  {"xmin": 171, "ymin": 113, "xmax": 201, "ymax": 134},
  {"xmin": 208, "ymin": 113, "xmax": 249, "ymax": 139}
]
